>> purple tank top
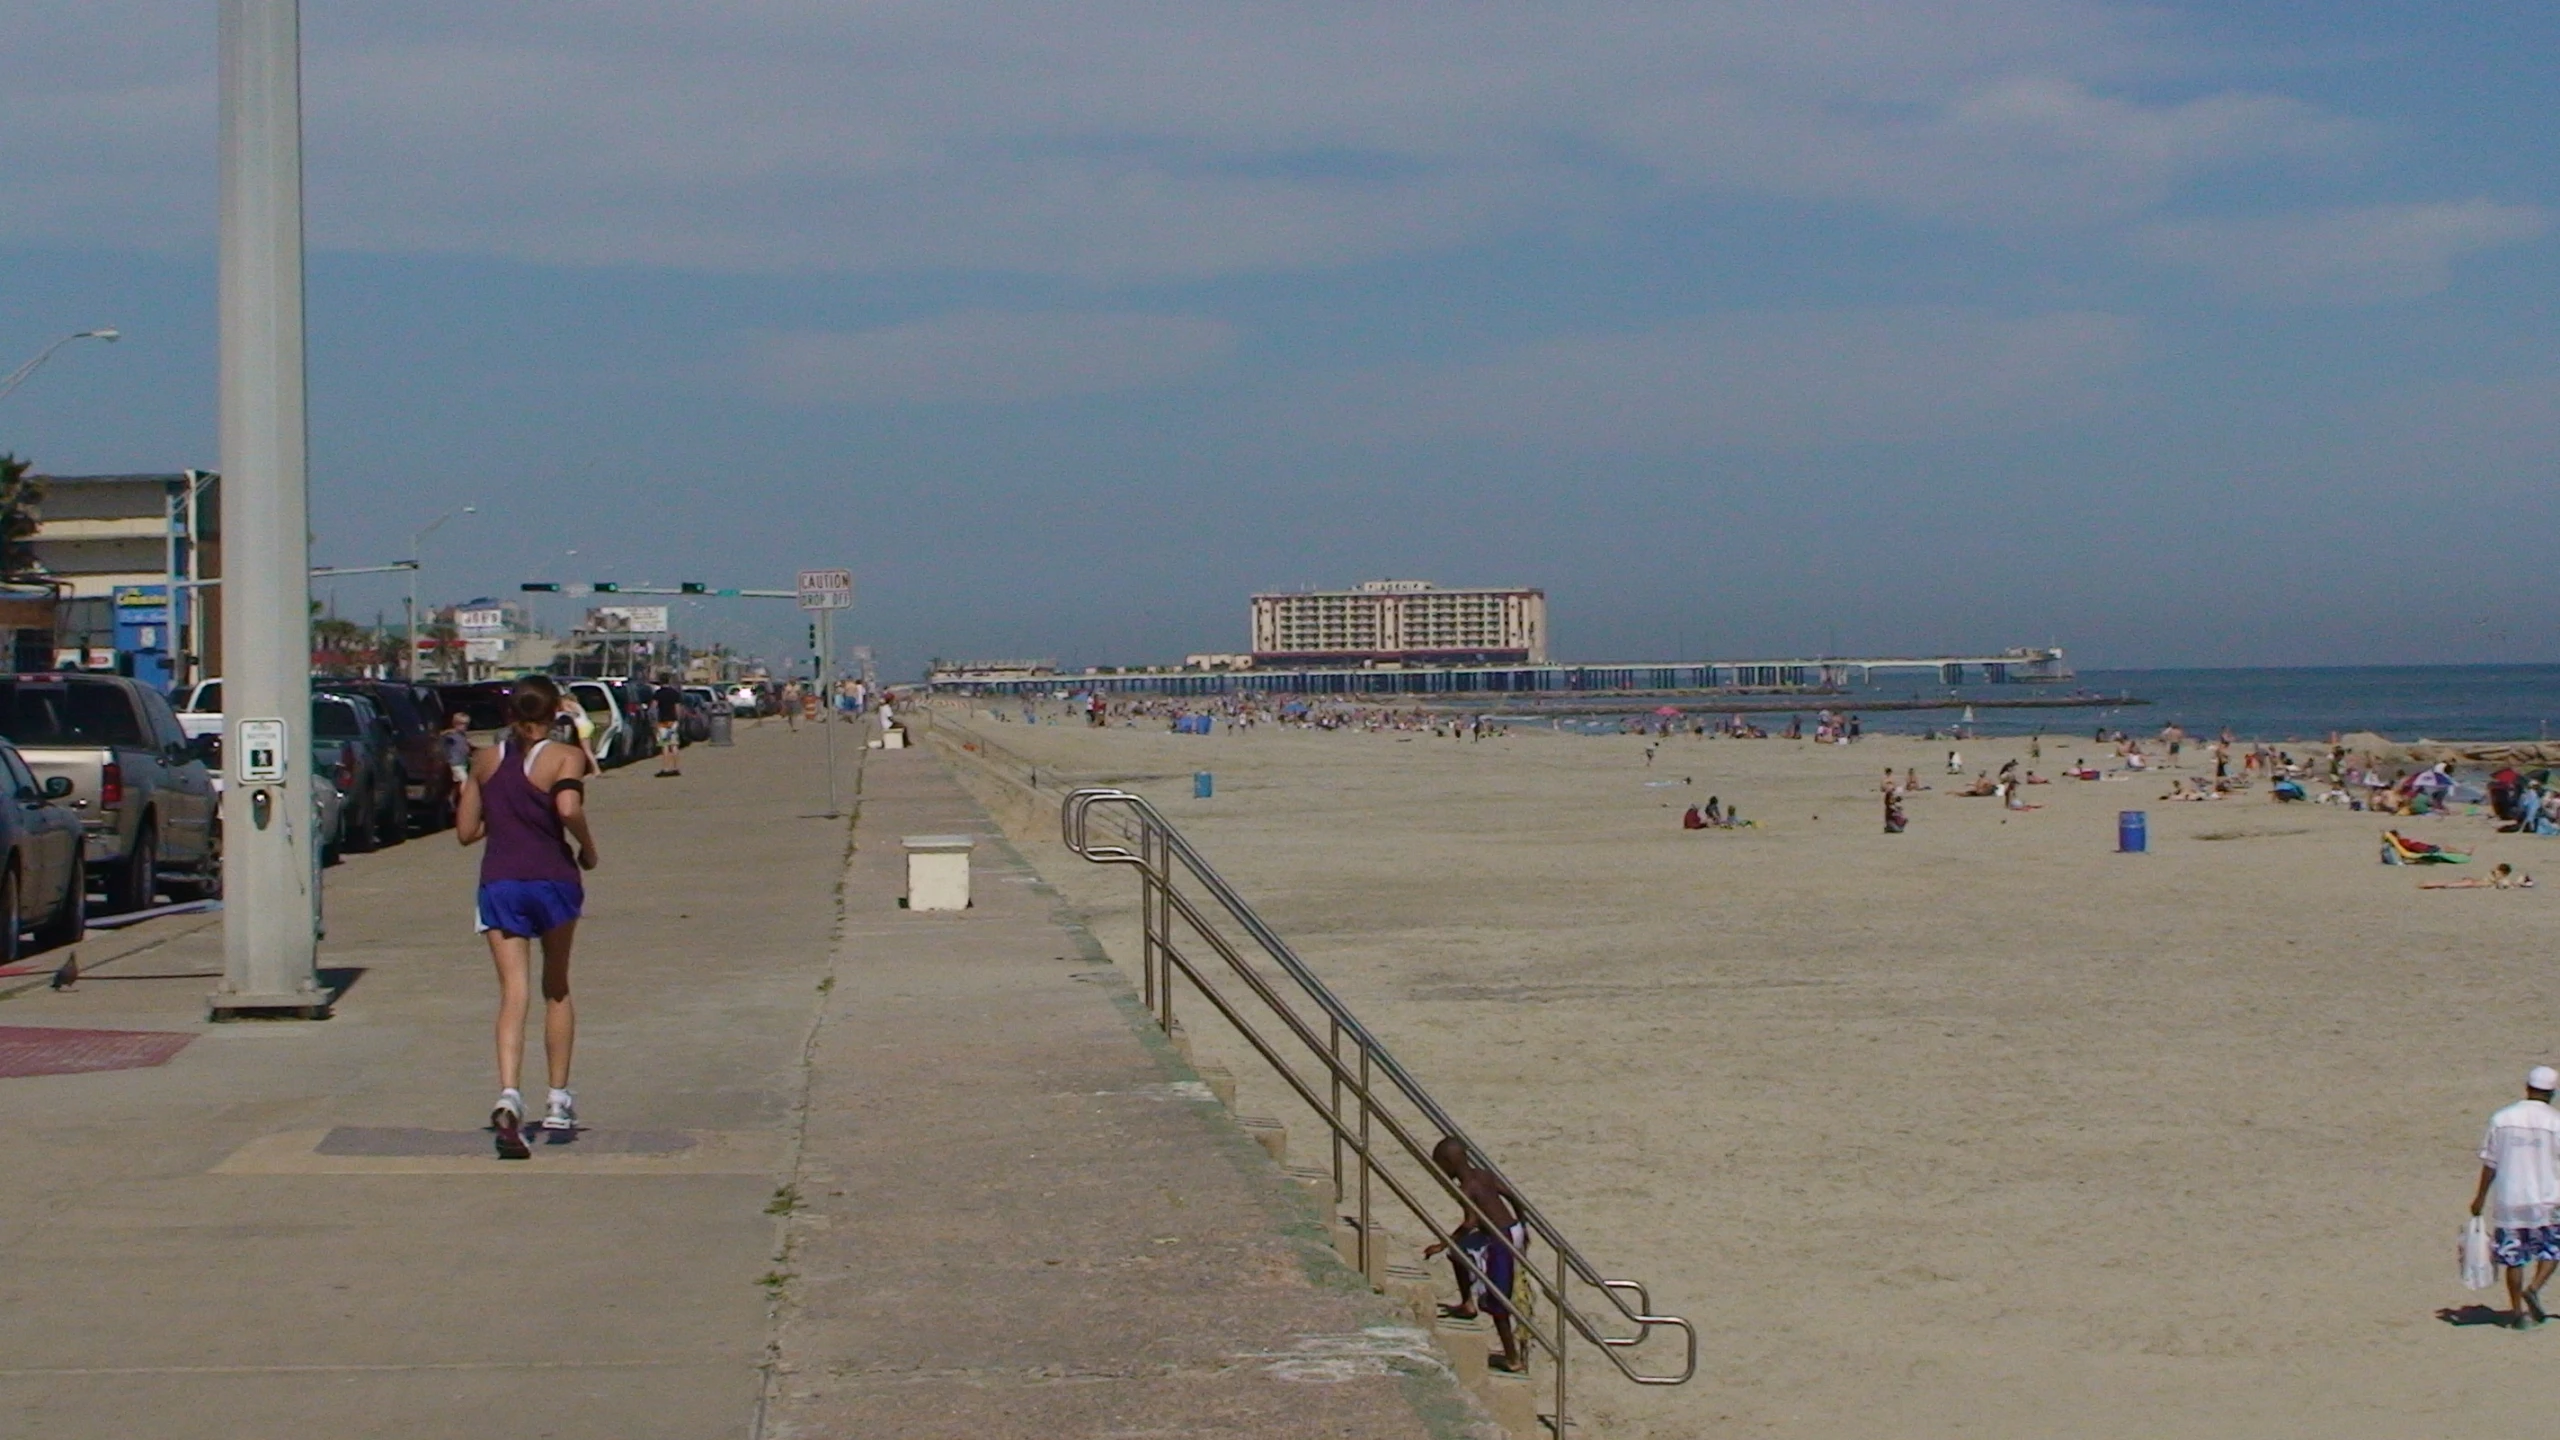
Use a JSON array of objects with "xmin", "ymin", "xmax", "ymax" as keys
[{"xmin": 480, "ymin": 736, "xmax": 581, "ymax": 886}]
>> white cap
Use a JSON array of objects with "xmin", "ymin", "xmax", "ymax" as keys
[{"xmin": 2531, "ymin": 1066, "xmax": 2558, "ymax": 1092}]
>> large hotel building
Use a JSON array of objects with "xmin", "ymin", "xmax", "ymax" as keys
[{"xmin": 1250, "ymin": 580, "xmax": 1548, "ymax": 666}]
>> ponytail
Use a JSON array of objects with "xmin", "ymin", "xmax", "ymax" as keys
[{"xmin": 509, "ymin": 676, "xmax": 563, "ymax": 737}]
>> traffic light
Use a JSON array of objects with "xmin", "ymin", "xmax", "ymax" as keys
[
  {"xmin": 807, "ymin": 623, "xmax": 819, "ymax": 650},
  {"xmin": 680, "ymin": 582, "xmax": 706, "ymax": 594},
  {"xmin": 593, "ymin": 582, "xmax": 619, "ymax": 593},
  {"xmin": 521, "ymin": 582, "xmax": 560, "ymax": 592}
]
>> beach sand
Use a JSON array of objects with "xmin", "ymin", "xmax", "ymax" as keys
[{"xmin": 928, "ymin": 704, "xmax": 2551, "ymax": 1438}]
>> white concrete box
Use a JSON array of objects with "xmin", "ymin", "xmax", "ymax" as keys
[
  {"xmin": 881, "ymin": 726, "xmax": 907, "ymax": 750},
  {"xmin": 903, "ymin": 834, "xmax": 975, "ymax": 911}
]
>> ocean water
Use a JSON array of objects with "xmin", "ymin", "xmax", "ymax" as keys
[
  {"xmin": 2060, "ymin": 666, "xmax": 2560, "ymax": 744},
  {"xmin": 1531, "ymin": 666, "xmax": 2560, "ymax": 743}
]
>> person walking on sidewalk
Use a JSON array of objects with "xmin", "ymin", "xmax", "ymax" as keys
[
  {"xmin": 440, "ymin": 710, "xmax": 473, "ymax": 790},
  {"xmin": 653, "ymin": 676, "xmax": 683, "ymax": 778},
  {"xmin": 456, "ymin": 676, "xmax": 600, "ymax": 1160},
  {"xmin": 2471, "ymin": 1064, "xmax": 2560, "ymax": 1327}
]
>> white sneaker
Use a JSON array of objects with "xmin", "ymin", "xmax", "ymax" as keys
[
  {"xmin": 492, "ymin": 1088, "xmax": 530, "ymax": 1160},
  {"xmin": 542, "ymin": 1088, "xmax": 577, "ymax": 1133}
]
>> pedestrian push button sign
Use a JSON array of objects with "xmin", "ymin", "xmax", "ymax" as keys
[{"xmin": 237, "ymin": 718, "xmax": 288, "ymax": 783}]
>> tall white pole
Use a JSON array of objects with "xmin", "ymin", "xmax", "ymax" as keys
[
  {"xmin": 212, "ymin": 0, "xmax": 326, "ymax": 1018},
  {"xmin": 821, "ymin": 608, "xmax": 838, "ymax": 817}
]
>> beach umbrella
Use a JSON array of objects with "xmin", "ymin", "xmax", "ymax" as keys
[{"xmin": 1655, "ymin": 705, "xmax": 1681, "ymax": 717}]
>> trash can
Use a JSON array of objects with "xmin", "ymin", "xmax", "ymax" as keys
[
  {"xmin": 1194, "ymin": 771, "xmax": 1213, "ymax": 799},
  {"xmin": 2117, "ymin": 810, "xmax": 2147, "ymax": 853},
  {"xmin": 902, "ymin": 834, "xmax": 975, "ymax": 911},
  {"xmin": 708, "ymin": 705, "xmax": 735, "ymax": 747}
]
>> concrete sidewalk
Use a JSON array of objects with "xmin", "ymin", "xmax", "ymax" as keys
[
  {"xmin": 0, "ymin": 726, "xmax": 1477, "ymax": 1439},
  {"xmin": 0, "ymin": 723, "xmax": 848, "ymax": 1439},
  {"xmin": 764, "ymin": 747, "xmax": 1476, "ymax": 1438}
]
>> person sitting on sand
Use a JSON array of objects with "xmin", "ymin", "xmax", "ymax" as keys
[
  {"xmin": 1702, "ymin": 796, "xmax": 1723, "ymax": 828},
  {"xmin": 1423, "ymin": 1136, "xmax": 1530, "ymax": 1374},
  {"xmin": 2423, "ymin": 863, "xmax": 2532, "ymax": 890},
  {"xmin": 1904, "ymin": 767, "xmax": 1927, "ymax": 792},
  {"xmin": 1959, "ymin": 772, "xmax": 1998, "ymax": 797},
  {"xmin": 1884, "ymin": 789, "xmax": 1907, "ymax": 833},
  {"xmin": 2271, "ymin": 777, "xmax": 2308, "ymax": 803},
  {"xmin": 1682, "ymin": 804, "xmax": 1707, "ymax": 831}
]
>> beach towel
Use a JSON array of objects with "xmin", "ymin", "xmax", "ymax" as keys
[{"xmin": 2381, "ymin": 830, "xmax": 2471, "ymax": 865}]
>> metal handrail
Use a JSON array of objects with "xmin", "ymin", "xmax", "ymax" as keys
[{"xmin": 1061, "ymin": 786, "xmax": 1695, "ymax": 1430}]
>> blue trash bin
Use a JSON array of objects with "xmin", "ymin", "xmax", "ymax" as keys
[
  {"xmin": 2118, "ymin": 810, "xmax": 2147, "ymax": 853},
  {"xmin": 1194, "ymin": 771, "xmax": 1213, "ymax": 799}
]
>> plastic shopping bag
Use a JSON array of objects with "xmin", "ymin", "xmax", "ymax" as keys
[{"xmin": 2462, "ymin": 1216, "xmax": 2497, "ymax": 1291}]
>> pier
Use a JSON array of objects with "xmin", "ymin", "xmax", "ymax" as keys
[{"xmin": 928, "ymin": 646, "xmax": 2077, "ymax": 697}]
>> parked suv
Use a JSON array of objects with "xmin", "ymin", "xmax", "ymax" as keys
[
  {"xmin": 567, "ymin": 680, "xmax": 634, "ymax": 768},
  {"xmin": 312, "ymin": 693, "xmax": 404, "ymax": 853},
  {"xmin": 0, "ymin": 673, "xmax": 218, "ymax": 912},
  {"xmin": 318, "ymin": 679, "xmax": 455, "ymax": 832},
  {"xmin": 433, "ymin": 680, "xmax": 520, "ymax": 736}
]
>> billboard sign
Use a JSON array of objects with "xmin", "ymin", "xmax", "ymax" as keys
[{"xmin": 591, "ymin": 605, "xmax": 670, "ymax": 634}]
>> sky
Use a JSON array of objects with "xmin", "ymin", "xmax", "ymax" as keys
[{"xmin": 1, "ymin": 0, "xmax": 2553, "ymax": 675}]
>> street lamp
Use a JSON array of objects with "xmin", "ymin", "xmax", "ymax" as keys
[
  {"xmin": 0, "ymin": 329, "xmax": 120, "ymax": 403},
  {"xmin": 407, "ymin": 504, "xmax": 476, "ymax": 680}
]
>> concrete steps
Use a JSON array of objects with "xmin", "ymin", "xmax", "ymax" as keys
[{"xmin": 1179, "ymin": 1043, "xmax": 1557, "ymax": 1440}]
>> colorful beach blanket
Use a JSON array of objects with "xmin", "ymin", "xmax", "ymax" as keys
[{"xmin": 2381, "ymin": 830, "xmax": 2471, "ymax": 865}]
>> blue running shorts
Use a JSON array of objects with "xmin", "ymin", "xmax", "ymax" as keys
[{"xmin": 475, "ymin": 879, "xmax": 585, "ymax": 938}]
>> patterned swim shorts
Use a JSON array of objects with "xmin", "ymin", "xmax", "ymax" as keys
[{"xmin": 2493, "ymin": 1225, "xmax": 2560, "ymax": 1268}]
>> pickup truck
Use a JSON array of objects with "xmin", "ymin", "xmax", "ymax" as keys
[
  {"xmin": 0, "ymin": 673, "xmax": 219, "ymax": 913},
  {"xmin": 175, "ymin": 678, "xmax": 223, "ymax": 741}
]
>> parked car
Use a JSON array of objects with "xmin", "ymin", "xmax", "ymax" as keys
[
  {"xmin": 602, "ymin": 677, "xmax": 663, "ymax": 763},
  {"xmin": 433, "ymin": 680, "xmax": 520, "ymax": 737},
  {"xmin": 0, "ymin": 737, "xmax": 87, "ymax": 959},
  {"xmin": 311, "ymin": 692, "xmax": 403, "ymax": 853},
  {"xmin": 194, "ymin": 727, "xmax": 350, "ymax": 870},
  {"xmin": 680, "ymin": 686, "xmax": 719, "ymax": 743},
  {"xmin": 724, "ymin": 683, "xmax": 763, "ymax": 717},
  {"xmin": 319, "ymin": 679, "xmax": 456, "ymax": 832},
  {"xmin": 0, "ymin": 673, "xmax": 218, "ymax": 913},
  {"xmin": 174, "ymin": 678, "xmax": 222, "ymax": 741},
  {"xmin": 567, "ymin": 680, "xmax": 633, "ymax": 768}
]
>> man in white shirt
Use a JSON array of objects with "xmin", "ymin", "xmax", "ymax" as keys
[{"xmin": 2471, "ymin": 1065, "xmax": 2560, "ymax": 1327}]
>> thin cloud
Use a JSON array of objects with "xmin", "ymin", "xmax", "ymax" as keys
[
  {"xmin": 2134, "ymin": 200, "xmax": 2550, "ymax": 304},
  {"xmin": 1278, "ymin": 307, "xmax": 2144, "ymax": 452},
  {"xmin": 748, "ymin": 310, "xmax": 1238, "ymax": 406},
  {"xmin": 5, "ymin": 1, "xmax": 2362, "ymax": 278}
]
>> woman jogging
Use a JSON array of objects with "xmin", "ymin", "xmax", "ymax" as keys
[{"xmin": 455, "ymin": 676, "xmax": 599, "ymax": 1160}]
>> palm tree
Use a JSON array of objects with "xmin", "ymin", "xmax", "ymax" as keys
[{"xmin": 0, "ymin": 453, "xmax": 47, "ymax": 584}]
